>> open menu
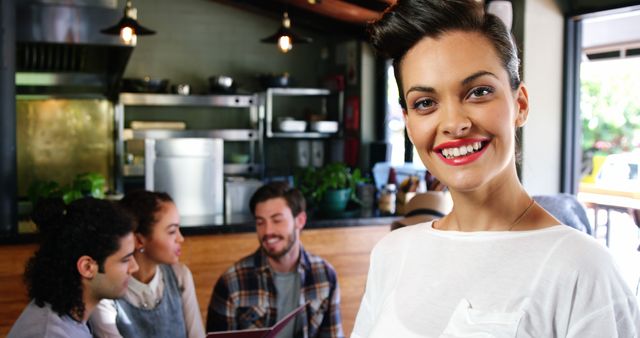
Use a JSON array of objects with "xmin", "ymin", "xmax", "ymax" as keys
[{"xmin": 206, "ymin": 303, "xmax": 307, "ymax": 338}]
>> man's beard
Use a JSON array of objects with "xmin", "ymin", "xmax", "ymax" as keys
[{"xmin": 261, "ymin": 228, "xmax": 297, "ymax": 259}]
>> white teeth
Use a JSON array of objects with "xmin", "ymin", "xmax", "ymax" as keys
[{"xmin": 441, "ymin": 141, "xmax": 484, "ymax": 159}]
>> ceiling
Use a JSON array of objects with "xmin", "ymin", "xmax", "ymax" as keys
[{"xmin": 211, "ymin": 0, "xmax": 396, "ymax": 37}]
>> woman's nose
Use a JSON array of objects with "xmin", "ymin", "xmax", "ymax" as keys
[
  {"xmin": 440, "ymin": 102, "xmax": 471, "ymax": 137},
  {"xmin": 176, "ymin": 229, "xmax": 184, "ymax": 243}
]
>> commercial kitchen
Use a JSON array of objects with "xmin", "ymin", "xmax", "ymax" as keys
[{"xmin": 1, "ymin": 0, "xmax": 638, "ymax": 336}]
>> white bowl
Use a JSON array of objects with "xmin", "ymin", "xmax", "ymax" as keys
[
  {"xmin": 279, "ymin": 120, "xmax": 307, "ymax": 132},
  {"xmin": 310, "ymin": 121, "xmax": 338, "ymax": 133}
]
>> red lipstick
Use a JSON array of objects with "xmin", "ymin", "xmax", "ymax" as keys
[{"xmin": 434, "ymin": 138, "xmax": 490, "ymax": 166}]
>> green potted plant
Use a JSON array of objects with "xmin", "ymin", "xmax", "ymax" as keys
[
  {"xmin": 295, "ymin": 163, "xmax": 368, "ymax": 213},
  {"xmin": 27, "ymin": 172, "xmax": 106, "ymax": 206}
]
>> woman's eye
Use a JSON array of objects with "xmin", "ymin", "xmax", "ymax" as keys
[
  {"xmin": 412, "ymin": 98, "xmax": 436, "ymax": 110},
  {"xmin": 468, "ymin": 86, "xmax": 494, "ymax": 99}
]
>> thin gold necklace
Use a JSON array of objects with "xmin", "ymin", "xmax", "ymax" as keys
[
  {"xmin": 436, "ymin": 197, "xmax": 536, "ymax": 231},
  {"xmin": 507, "ymin": 197, "xmax": 536, "ymax": 231}
]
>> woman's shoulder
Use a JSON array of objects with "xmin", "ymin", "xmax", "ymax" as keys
[
  {"xmin": 168, "ymin": 263, "xmax": 194, "ymax": 287},
  {"xmin": 169, "ymin": 262, "xmax": 192, "ymax": 275},
  {"xmin": 541, "ymin": 226, "xmax": 620, "ymax": 275},
  {"xmin": 372, "ymin": 222, "xmax": 432, "ymax": 255}
]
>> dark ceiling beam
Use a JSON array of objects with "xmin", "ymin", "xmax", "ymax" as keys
[
  {"xmin": 275, "ymin": 0, "xmax": 382, "ymax": 25},
  {"xmin": 211, "ymin": 0, "xmax": 370, "ymax": 36},
  {"xmin": 333, "ymin": 0, "xmax": 393, "ymax": 12}
]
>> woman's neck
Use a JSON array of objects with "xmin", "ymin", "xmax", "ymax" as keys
[
  {"xmin": 444, "ymin": 173, "xmax": 532, "ymax": 232},
  {"xmin": 132, "ymin": 253, "xmax": 158, "ymax": 284}
]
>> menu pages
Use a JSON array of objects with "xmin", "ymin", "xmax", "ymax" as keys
[{"xmin": 206, "ymin": 303, "xmax": 307, "ymax": 338}]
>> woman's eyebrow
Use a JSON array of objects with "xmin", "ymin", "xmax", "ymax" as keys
[
  {"xmin": 165, "ymin": 223, "xmax": 179, "ymax": 230},
  {"xmin": 461, "ymin": 70, "xmax": 498, "ymax": 85},
  {"xmin": 405, "ymin": 70, "xmax": 498, "ymax": 97},
  {"xmin": 406, "ymin": 85, "xmax": 436, "ymax": 97}
]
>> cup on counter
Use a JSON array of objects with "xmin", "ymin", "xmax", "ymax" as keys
[{"xmin": 171, "ymin": 84, "xmax": 191, "ymax": 95}]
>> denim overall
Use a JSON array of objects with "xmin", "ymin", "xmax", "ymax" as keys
[{"xmin": 115, "ymin": 265, "xmax": 187, "ymax": 338}]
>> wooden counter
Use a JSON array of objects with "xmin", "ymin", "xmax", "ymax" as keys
[{"xmin": 0, "ymin": 225, "xmax": 390, "ymax": 336}]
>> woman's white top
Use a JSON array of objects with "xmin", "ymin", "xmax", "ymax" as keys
[
  {"xmin": 352, "ymin": 222, "xmax": 639, "ymax": 338},
  {"xmin": 90, "ymin": 263, "xmax": 205, "ymax": 338}
]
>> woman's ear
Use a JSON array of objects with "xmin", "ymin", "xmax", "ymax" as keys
[
  {"xmin": 515, "ymin": 84, "xmax": 529, "ymax": 128},
  {"xmin": 134, "ymin": 233, "xmax": 146, "ymax": 252},
  {"xmin": 77, "ymin": 255, "xmax": 96, "ymax": 279}
]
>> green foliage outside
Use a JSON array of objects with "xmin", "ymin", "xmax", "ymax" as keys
[{"xmin": 580, "ymin": 58, "xmax": 640, "ymax": 155}]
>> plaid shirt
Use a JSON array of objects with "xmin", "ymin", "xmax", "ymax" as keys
[{"xmin": 207, "ymin": 246, "xmax": 344, "ymax": 338}]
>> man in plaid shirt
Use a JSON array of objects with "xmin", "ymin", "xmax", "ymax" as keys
[{"xmin": 207, "ymin": 182, "xmax": 344, "ymax": 338}]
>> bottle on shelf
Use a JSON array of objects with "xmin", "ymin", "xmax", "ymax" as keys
[{"xmin": 378, "ymin": 167, "xmax": 398, "ymax": 216}]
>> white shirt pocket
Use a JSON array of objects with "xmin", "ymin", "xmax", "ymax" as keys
[{"xmin": 440, "ymin": 298, "xmax": 524, "ymax": 338}]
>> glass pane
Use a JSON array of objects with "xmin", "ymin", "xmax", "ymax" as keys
[{"xmin": 386, "ymin": 64, "xmax": 405, "ymax": 166}]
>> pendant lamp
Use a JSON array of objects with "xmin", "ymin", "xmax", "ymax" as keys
[
  {"xmin": 101, "ymin": 0, "xmax": 156, "ymax": 45},
  {"xmin": 261, "ymin": 12, "xmax": 312, "ymax": 53}
]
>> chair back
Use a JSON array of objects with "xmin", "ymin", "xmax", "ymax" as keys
[{"xmin": 533, "ymin": 194, "xmax": 593, "ymax": 235}]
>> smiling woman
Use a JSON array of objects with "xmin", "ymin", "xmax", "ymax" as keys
[{"xmin": 351, "ymin": 0, "xmax": 640, "ymax": 337}]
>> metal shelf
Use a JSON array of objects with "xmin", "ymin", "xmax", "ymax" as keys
[
  {"xmin": 115, "ymin": 92, "xmax": 264, "ymax": 192},
  {"xmin": 119, "ymin": 93, "xmax": 257, "ymax": 107},
  {"xmin": 261, "ymin": 88, "xmax": 343, "ymax": 139},
  {"xmin": 124, "ymin": 129, "xmax": 260, "ymax": 141},
  {"xmin": 269, "ymin": 132, "xmax": 335, "ymax": 139},
  {"xmin": 123, "ymin": 163, "xmax": 263, "ymax": 177},
  {"xmin": 266, "ymin": 87, "xmax": 331, "ymax": 96},
  {"xmin": 224, "ymin": 163, "xmax": 263, "ymax": 175}
]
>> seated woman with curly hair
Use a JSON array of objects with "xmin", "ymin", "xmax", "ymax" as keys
[
  {"xmin": 8, "ymin": 197, "xmax": 138, "ymax": 338},
  {"xmin": 90, "ymin": 190, "xmax": 205, "ymax": 338}
]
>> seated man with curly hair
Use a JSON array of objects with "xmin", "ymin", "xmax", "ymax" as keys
[{"xmin": 8, "ymin": 197, "xmax": 139, "ymax": 338}]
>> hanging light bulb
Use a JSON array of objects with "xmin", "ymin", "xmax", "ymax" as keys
[
  {"xmin": 278, "ymin": 35, "xmax": 293, "ymax": 53},
  {"xmin": 120, "ymin": 26, "xmax": 135, "ymax": 44},
  {"xmin": 261, "ymin": 12, "xmax": 312, "ymax": 53},
  {"xmin": 101, "ymin": 0, "xmax": 155, "ymax": 45}
]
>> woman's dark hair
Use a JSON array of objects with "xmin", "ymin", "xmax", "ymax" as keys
[
  {"xmin": 119, "ymin": 190, "xmax": 174, "ymax": 237},
  {"xmin": 25, "ymin": 197, "xmax": 134, "ymax": 320},
  {"xmin": 249, "ymin": 181, "xmax": 306, "ymax": 217},
  {"xmin": 369, "ymin": 0, "xmax": 521, "ymax": 109}
]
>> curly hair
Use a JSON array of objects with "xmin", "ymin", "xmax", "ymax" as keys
[
  {"xmin": 24, "ymin": 197, "xmax": 134, "ymax": 320},
  {"xmin": 369, "ymin": 0, "xmax": 521, "ymax": 109},
  {"xmin": 119, "ymin": 190, "xmax": 173, "ymax": 237},
  {"xmin": 249, "ymin": 181, "xmax": 306, "ymax": 217}
]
